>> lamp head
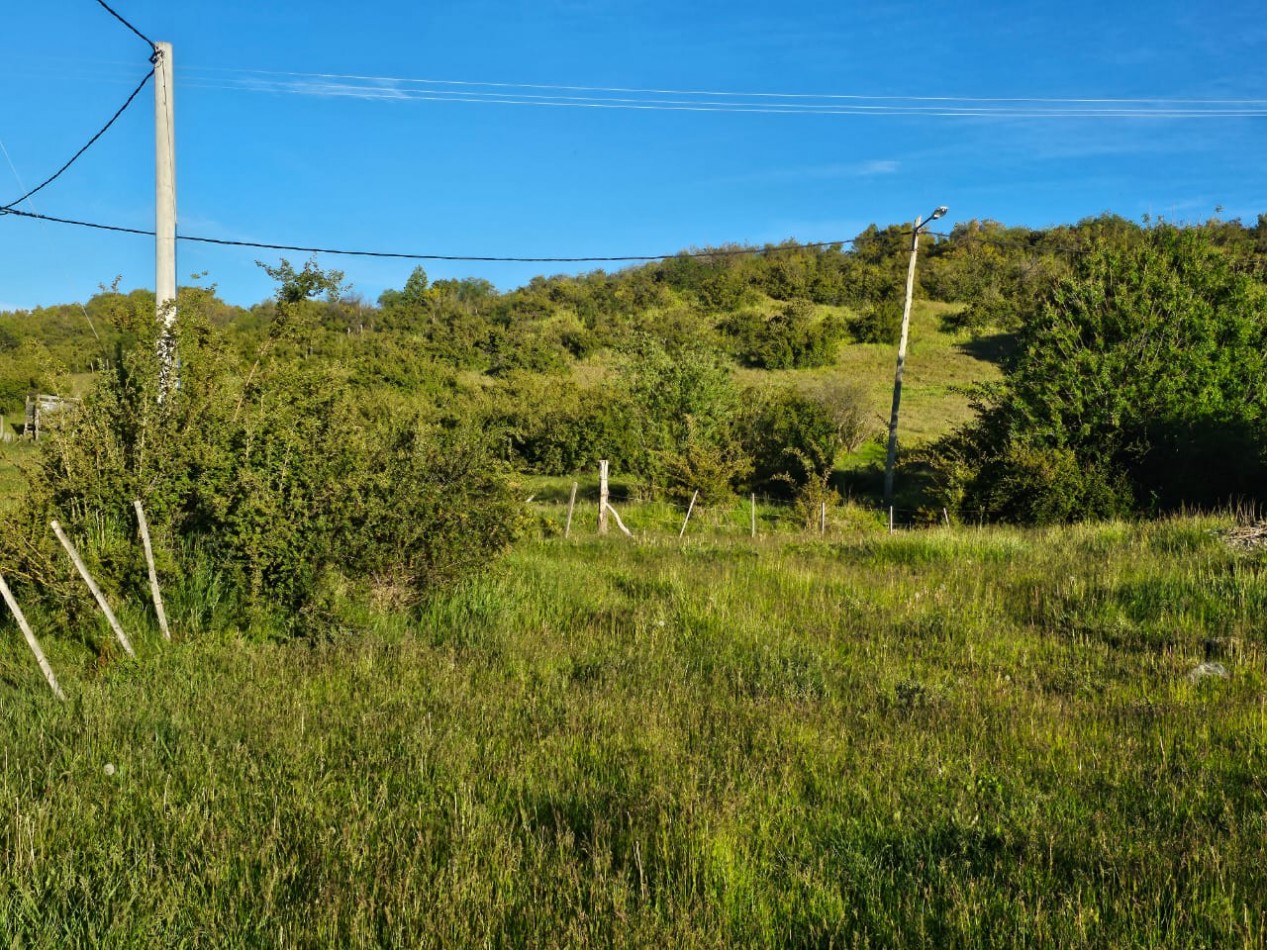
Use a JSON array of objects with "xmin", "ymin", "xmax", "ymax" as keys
[{"xmin": 930, "ymin": 206, "xmax": 949, "ymax": 221}]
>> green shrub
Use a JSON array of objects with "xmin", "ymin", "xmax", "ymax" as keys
[
  {"xmin": 13, "ymin": 266, "xmax": 522, "ymax": 629},
  {"xmin": 721, "ymin": 299, "xmax": 845, "ymax": 369},
  {"xmin": 739, "ymin": 388, "xmax": 842, "ymax": 493},
  {"xmin": 930, "ymin": 226, "xmax": 1267, "ymax": 522},
  {"xmin": 849, "ymin": 299, "xmax": 903, "ymax": 345}
]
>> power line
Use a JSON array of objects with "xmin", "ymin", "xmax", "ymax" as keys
[
  {"xmin": 0, "ymin": 206, "xmax": 856, "ymax": 263},
  {"xmin": 182, "ymin": 65, "xmax": 1267, "ymax": 106},
  {"xmin": 179, "ymin": 76, "xmax": 1267, "ymax": 118},
  {"xmin": 93, "ymin": 0, "xmax": 156, "ymax": 53},
  {"xmin": 0, "ymin": 67, "xmax": 154, "ymax": 212},
  {"xmin": 0, "ymin": 138, "xmax": 103, "ymax": 341}
]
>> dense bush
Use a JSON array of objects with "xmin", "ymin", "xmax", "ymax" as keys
[
  {"xmin": 930, "ymin": 226, "xmax": 1267, "ymax": 522},
  {"xmin": 848, "ymin": 298, "xmax": 903, "ymax": 345},
  {"xmin": 8, "ymin": 264, "xmax": 522, "ymax": 629},
  {"xmin": 738, "ymin": 387, "xmax": 843, "ymax": 492},
  {"xmin": 495, "ymin": 373, "xmax": 637, "ymax": 476},
  {"xmin": 720, "ymin": 299, "xmax": 846, "ymax": 369}
]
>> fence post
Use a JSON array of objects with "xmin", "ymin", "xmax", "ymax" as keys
[
  {"xmin": 889, "ymin": 506, "xmax": 895, "ymax": 535},
  {"xmin": 134, "ymin": 500, "xmax": 171, "ymax": 641},
  {"xmin": 750, "ymin": 493, "xmax": 756, "ymax": 538},
  {"xmin": 50, "ymin": 520, "xmax": 135, "ymax": 658},
  {"xmin": 598, "ymin": 461, "xmax": 610, "ymax": 536},
  {"xmin": 679, "ymin": 489, "xmax": 699, "ymax": 540},
  {"xmin": 564, "ymin": 481, "xmax": 578, "ymax": 539},
  {"xmin": 0, "ymin": 573, "xmax": 65, "ymax": 701}
]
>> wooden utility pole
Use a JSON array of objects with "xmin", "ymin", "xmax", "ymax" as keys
[
  {"xmin": 883, "ymin": 217, "xmax": 923, "ymax": 508},
  {"xmin": 154, "ymin": 41, "xmax": 177, "ymax": 387},
  {"xmin": 883, "ymin": 206, "xmax": 947, "ymax": 507}
]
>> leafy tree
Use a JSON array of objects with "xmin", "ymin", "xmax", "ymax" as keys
[{"xmin": 620, "ymin": 342, "xmax": 747, "ymax": 497}]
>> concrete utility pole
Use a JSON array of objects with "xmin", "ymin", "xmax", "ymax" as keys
[
  {"xmin": 154, "ymin": 41, "xmax": 177, "ymax": 385},
  {"xmin": 883, "ymin": 205, "xmax": 947, "ymax": 508}
]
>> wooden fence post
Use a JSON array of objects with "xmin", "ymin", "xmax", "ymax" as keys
[
  {"xmin": 564, "ymin": 481, "xmax": 578, "ymax": 539},
  {"xmin": 598, "ymin": 461, "xmax": 610, "ymax": 536},
  {"xmin": 943, "ymin": 507, "xmax": 950, "ymax": 527},
  {"xmin": 750, "ymin": 493, "xmax": 756, "ymax": 538},
  {"xmin": 134, "ymin": 500, "xmax": 171, "ymax": 641},
  {"xmin": 0, "ymin": 573, "xmax": 65, "ymax": 701},
  {"xmin": 889, "ymin": 506, "xmax": 895, "ymax": 535},
  {"xmin": 50, "ymin": 520, "xmax": 135, "ymax": 658},
  {"xmin": 820, "ymin": 501, "xmax": 827, "ymax": 535},
  {"xmin": 679, "ymin": 489, "xmax": 699, "ymax": 540},
  {"xmin": 605, "ymin": 503, "xmax": 634, "ymax": 538}
]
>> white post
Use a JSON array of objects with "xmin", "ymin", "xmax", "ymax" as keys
[
  {"xmin": 50, "ymin": 521, "xmax": 135, "ymax": 658},
  {"xmin": 679, "ymin": 490, "xmax": 699, "ymax": 540},
  {"xmin": 820, "ymin": 501, "xmax": 827, "ymax": 535},
  {"xmin": 564, "ymin": 481, "xmax": 578, "ymax": 539},
  {"xmin": 889, "ymin": 506, "xmax": 895, "ymax": 535},
  {"xmin": 598, "ymin": 460, "xmax": 610, "ymax": 536},
  {"xmin": 750, "ymin": 493, "xmax": 756, "ymax": 538},
  {"xmin": 943, "ymin": 507, "xmax": 950, "ymax": 527},
  {"xmin": 0, "ymin": 573, "xmax": 66, "ymax": 701},
  {"xmin": 134, "ymin": 500, "xmax": 171, "ymax": 641},
  {"xmin": 154, "ymin": 41, "xmax": 178, "ymax": 387}
]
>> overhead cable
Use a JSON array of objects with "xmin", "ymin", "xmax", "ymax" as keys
[
  {"xmin": 177, "ymin": 67, "xmax": 1267, "ymax": 118},
  {"xmin": 93, "ymin": 0, "xmax": 157, "ymax": 53},
  {"xmin": 0, "ymin": 67, "xmax": 154, "ymax": 212},
  {"xmin": 0, "ymin": 206, "xmax": 856, "ymax": 262},
  {"xmin": 182, "ymin": 66, "xmax": 1267, "ymax": 106}
]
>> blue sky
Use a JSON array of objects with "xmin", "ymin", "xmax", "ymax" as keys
[{"xmin": 1, "ymin": 0, "xmax": 1264, "ymax": 310}]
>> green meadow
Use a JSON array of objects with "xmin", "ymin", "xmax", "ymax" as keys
[{"xmin": 3, "ymin": 507, "xmax": 1265, "ymax": 946}]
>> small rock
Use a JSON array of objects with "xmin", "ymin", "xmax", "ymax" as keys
[
  {"xmin": 103, "ymin": 763, "xmax": 116, "ymax": 776},
  {"xmin": 1186, "ymin": 662, "xmax": 1229, "ymax": 683}
]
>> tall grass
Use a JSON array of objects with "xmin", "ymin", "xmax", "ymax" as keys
[{"xmin": 2, "ymin": 516, "xmax": 1265, "ymax": 946}]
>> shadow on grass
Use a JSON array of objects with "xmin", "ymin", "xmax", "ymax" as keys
[{"xmin": 953, "ymin": 331, "xmax": 1018, "ymax": 367}]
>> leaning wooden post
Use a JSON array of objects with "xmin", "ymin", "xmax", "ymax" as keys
[
  {"xmin": 0, "ymin": 573, "xmax": 66, "ymax": 701},
  {"xmin": 50, "ymin": 520, "xmax": 135, "ymax": 658},
  {"xmin": 598, "ymin": 460, "xmax": 610, "ymax": 536},
  {"xmin": 750, "ymin": 493, "xmax": 756, "ymax": 538},
  {"xmin": 942, "ymin": 507, "xmax": 950, "ymax": 528},
  {"xmin": 133, "ymin": 500, "xmax": 171, "ymax": 641},
  {"xmin": 564, "ymin": 481, "xmax": 578, "ymax": 539},
  {"xmin": 604, "ymin": 502, "xmax": 634, "ymax": 538},
  {"xmin": 679, "ymin": 489, "xmax": 699, "ymax": 540}
]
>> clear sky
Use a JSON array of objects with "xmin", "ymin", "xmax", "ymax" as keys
[{"xmin": 1, "ymin": 0, "xmax": 1264, "ymax": 310}]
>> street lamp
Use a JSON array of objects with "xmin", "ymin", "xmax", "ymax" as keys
[{"xmin": 882, "ymin": 205, "xmax": 948, "ymax": 509}]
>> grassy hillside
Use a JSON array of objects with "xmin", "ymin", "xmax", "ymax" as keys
[
  {"xmin": 735, "ymin": 300, "xmax": 1005, "ymax": 452},
  {"xmin": 2, "ymin": 515, "xmax": 1265, "ymax": 945}
]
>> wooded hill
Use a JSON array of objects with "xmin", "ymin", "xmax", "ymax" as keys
[{"xmin": 3, "ymin": 212, "xmax": 1267, "ymax": 521}]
